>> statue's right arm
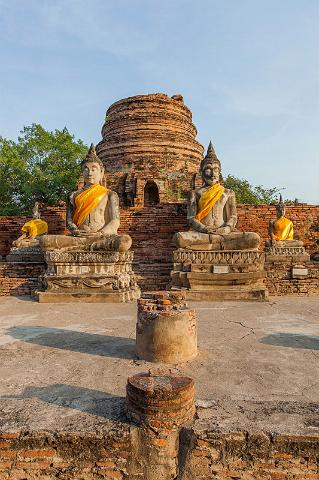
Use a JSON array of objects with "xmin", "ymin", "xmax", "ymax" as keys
[
  {"xmin": 66, "ymin": 193, "xmax": 79, "ymax": 234},
  {"xmin": 268, "ymin": 220, "xmax": 276, "ymax": 245},
  {"xmin": 187, "ymin": 190, "xmax": 209, "ymax": 233}
]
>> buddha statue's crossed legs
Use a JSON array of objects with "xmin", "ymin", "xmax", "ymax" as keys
[
  {"xmin": 175, "ymin": 231, "xmax": 260, "ymax": 251},
  {"xmin": 40, "ymin": 233, "xmax": 132, "ymax": 252}
]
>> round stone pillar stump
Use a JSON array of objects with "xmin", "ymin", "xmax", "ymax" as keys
[
  {"xmin": 136, "ymin": 291, "xmax": 197, "ymax": 363},
  {"xmin": 126, "ymin": 369, "xmax": 195, "ymax": 429},
  {"xmin": 126, "ymin": 370, "xmax": 195, "ymax": 479}
]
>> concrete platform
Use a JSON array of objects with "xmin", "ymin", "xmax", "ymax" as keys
[{"xmin": 0, "ymin": 296, "xmax": 318, "ymax": 435}]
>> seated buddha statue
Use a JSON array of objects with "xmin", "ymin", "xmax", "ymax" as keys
[
  {"xmin": 13, "ymin": 202, "xmax": 48, "ymax": 248},
  {"xmin": 266, "ymin": 195, "xmax": 303, "ymax": 248},
  {"xmin": 174, "ymin": 142, "xmax": 260, "ymax": 251},
  {"xmin": 39, "ymin": 144, "xmax": 132, "ymax": 252}
]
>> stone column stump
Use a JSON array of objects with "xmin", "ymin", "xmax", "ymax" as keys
[
  {"xmin": 126, "ymin": 369, "xmax": 195, "ymax": 480},
  {"xmin": 136, "ymin": 291, "xmax": 197, "ymax": 363}
]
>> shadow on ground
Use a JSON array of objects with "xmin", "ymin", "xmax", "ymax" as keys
[
  {"xmin": 1, "ymin": 383, "xmax": 126, "ymax": 421},
  {"xmin": 6, "ymin": 326, "xmax": 135, "ymax": 359},
  {"xmin": 9, "ymin": 294, "xmax": 37, "ymax": 302},
  {"xmin": 260, "ymin": 333, "xmax": 319, "ymax": 350}
]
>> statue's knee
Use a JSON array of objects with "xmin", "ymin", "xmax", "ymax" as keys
[
  {"xmin": 39, "ymin": 236, "xmax": 49, "ymax": 249},
  {"xmin": 173, "ymin": 232, "xmax": 185, "ymax": 248},
  {"xmin": 249, "ymin": 232, "xmax": 261, "ymax": 249},
  {"xmin": 118, "ymin": 234, "xmax": 132, "ymax": 252}
]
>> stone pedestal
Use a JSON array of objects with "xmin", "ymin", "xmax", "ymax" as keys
[
  {"xmin": 136, "ymin": 292, "xmax": 197, "ymax": 363},
  {"xmin": 6, "ymin": 246, "xmax": 44, "ymax": 263},
  {"xmin": 265, "ymin": 245, "xmax": 310, "ymax": 263},
  {"xmin": 170, "ymin": 249, "xmax": 268, "ymax": 301},
  {"xmin": 264, "ymin": 245, "xmax": 312, "ymax": 294},
  {"xmin": 37, "ymin": 250, "xmax": 140, "ymax": 303}
]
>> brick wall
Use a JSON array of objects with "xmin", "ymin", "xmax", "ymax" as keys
[
  {"xmin": 0, "ymin": 430, "xmax": 131, "ymax": 480},
  {"xmin": 118, "ymin": 204, "xmax": 188, "ymax": 290},
  {"xmin": 181, "ymin": 429, "xmax": 319, "ymax": 480},
  {"xmin": 265, "ymin": 261, "xmax": 319, "ymax": 295},
  {"xmin": 0, "ymin": 203, "xmax": 318, "ymax": 293},
  {"xmin": 0, "ymin": 429, "xmax": 318, "ymax": 479},
  {"xmin": 0, "ymin": 262, "xmax": 45, "ymax": 296}
]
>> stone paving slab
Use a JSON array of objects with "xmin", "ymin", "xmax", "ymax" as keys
[{"xmin": 0, "ymin": 296, "xmax": 318, "ymax": 434}]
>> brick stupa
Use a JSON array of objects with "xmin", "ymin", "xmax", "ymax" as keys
[{"xmin": 96, "ymin": 93, "xmax": 204, "ymax": 207}]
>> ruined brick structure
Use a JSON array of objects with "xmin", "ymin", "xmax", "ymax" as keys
[
  {"xmin": 96, "ymin": 93, "xmax": 204, "ymax": 206},
  {"xmin": 0, "ymin": 418, "xmax": 318, "ymax": 479},
  {"xmin": 136, "ymin": 292, "xmax": 197, "ymax": 363}
]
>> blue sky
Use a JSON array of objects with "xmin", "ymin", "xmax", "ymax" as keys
[{"xmin": 0, "ymin": 0, "xmax": 318, "ymax": 204}]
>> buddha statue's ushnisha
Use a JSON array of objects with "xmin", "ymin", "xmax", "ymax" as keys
[
  {"xmin": 266, "ymin": 195, "xmax": 303, "ymax": 248},
  {"xmin": 40, "ymin": 144, "xmax": 131, "ymax": 252},
  {"xmin": 13, "ymin": 202, "xmax": 48, "ymax": 248},
  {"xmin": 174, "ymin": 142, "xmax": 260, "ymax": 251}
]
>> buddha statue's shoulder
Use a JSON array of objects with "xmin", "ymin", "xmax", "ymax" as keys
[
  {"xmin": 223, "ymin": 187, "xmax": 236, "ymax": 199},
  {"xmin": 275, "ymin": 216, "xmax": 293, "ymax": 226}
]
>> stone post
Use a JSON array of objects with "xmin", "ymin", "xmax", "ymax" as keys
[
  {"xmin": 136, "ymin": 291, "xmax": 197, "ymax": 363},
  {"xmin": 126, "ymin": 369, "xmax": 195, "ymax": 480}
]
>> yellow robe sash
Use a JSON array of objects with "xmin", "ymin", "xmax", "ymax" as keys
[
  {"xmin": 73, "ymin": 184, "xmax": 108, "ymax": 227},
  {"xmin": 195, "ymin": 183, "xmax": 225, "ymax": 222},
  {"xmin": 21, "ymin": 219, "xmax": 48, "ymax": 237},
  {"xmin": 273, "ymin": 217, "xmax": 294, "ymax": 241}
]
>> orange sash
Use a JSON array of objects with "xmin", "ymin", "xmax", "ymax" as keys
[
  {"xmin": 195, "ymin": 183, "xmax": 225, "ymax": 222},
  {"xmin": 273, "ymin": 217, "xmax": 294, "ymax": 240},
  {"xmin": 73, "ymin": 184, "xmax": 108, "ymax": 227},
  {"xmin": 21, "ymin": 219, "xmax": 48, "ymax": 237}
]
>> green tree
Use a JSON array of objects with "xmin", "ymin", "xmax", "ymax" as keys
[
  {"xmin": 0, "ymin": 124, "xmax": 88, "ymax": 215},
  {"xmin": 224, "ymin": 175, "xmax": 283, "ymax": 204}
]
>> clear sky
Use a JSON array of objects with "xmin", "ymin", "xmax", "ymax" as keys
[{"xmin": 1, "ymin": 0, "xmax": 318, "ymax": 204}]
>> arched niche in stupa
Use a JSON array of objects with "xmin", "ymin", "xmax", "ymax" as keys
[{"xmin": 144, "ymin": 180, "xmax": 160, "ymax": 206}]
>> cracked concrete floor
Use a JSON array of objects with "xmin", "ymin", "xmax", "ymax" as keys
[{"xmin": 0, "ymin": 296, "xmax": 318, "ymax": 434}]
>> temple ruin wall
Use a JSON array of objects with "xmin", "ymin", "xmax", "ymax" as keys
[
  {"xmin": 0, "ymin": 428, "xmax": 318, "ymax": 479},
  {"xmin": 0, "ymin": 203, "xmax": 318, "ymax": 295}
]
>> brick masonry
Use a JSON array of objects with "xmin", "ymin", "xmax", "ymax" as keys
[
  {"xmin": 0, "ymin": 203, "xmax": 318, "ymax": 295},
  {"xmin": 0, "ymin": 428, "xmax": 318, "ymax": 479},
  {"xmin": 96, "ymin": 93, "xmax": 204, "ymax": 207},
  {"xmin": 180, "ymin": 429, "xmax": 319, "ymax": 480},
  {"xmin": 0, "ymin": 262, "xmax": 45, "ymax": 297}
]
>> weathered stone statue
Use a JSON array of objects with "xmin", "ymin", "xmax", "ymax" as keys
[
  {"xmin": 40, "ymin": 144, "xmax": 131, "ymax": 252},
  {"xmin": 174, "ymin": 142, "xmax": 260, "ymax": 250},
  {"xmin": 170, "ymin": 142, "xmax": 267, "ymax": 301},
  {"xmin": 13, "ymin": 202, "xmax": 48, "ymax": 248},
  {"xmin": 266, "ymin": 195, "xmax": 303, "ymax": 248},
  {"xmin": 38, "ymin": 145, "xmax": 139, "ymax": 303}
]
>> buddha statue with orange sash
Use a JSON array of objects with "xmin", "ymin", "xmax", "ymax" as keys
[
  {"xmin": 40, "ymin": 144, "xmax": 131, "ymax": 252},
  {"xmin": 13, "ymin": 202, "xmax": 48, "ymax": 248},
  {"xmin": 174, "ymin": 142, "xmax": 260, "ymax": 251},
  {"xmin": 266, "ymin": 195, "xmax": 303, "ymax": 248}
]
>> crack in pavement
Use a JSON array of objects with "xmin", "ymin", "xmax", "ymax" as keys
[{"xmin": 228, "ymin": 320, "xmax": 256, "ymax": 340}]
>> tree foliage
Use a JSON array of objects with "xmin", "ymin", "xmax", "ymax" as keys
[
  {"xmin": 224, "ymin": 175, "xmax": 283, "ymax": 204},
  {"xmin": 0, "ymin": 124, "xmax": 87, "ymax": 215}
]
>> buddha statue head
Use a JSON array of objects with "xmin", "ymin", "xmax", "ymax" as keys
[
  {"xmin": 81, "ymin": 144, "xmax": 105, "ymax": 186},
  {"xmin": 276, "ymin": 194, "xmax": 285, "ymax": 218},
  {"xmin": 200, "ymin": 142, "xmax": 223, "ymax": 187}
]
